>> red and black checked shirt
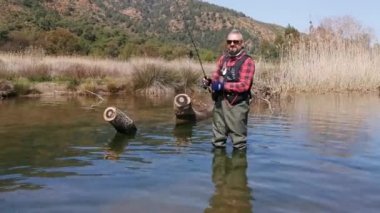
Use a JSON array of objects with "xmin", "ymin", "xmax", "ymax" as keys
[{"xmin": 211, "ymin": 51, "xmax": 255, "ymax": 93}]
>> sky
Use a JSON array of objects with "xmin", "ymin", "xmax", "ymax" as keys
[{"xmin": 204, "ymin": 0, "xmax": 380, "ymax": 41}]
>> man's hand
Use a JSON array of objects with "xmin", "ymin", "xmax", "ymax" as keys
[
  {"xmin": 202, "ymin": 77, "xmax": 211, "ymax": 89},
  {"xmin": 211, "ymin": 81, "xmax": 224, "ymax": 92}
]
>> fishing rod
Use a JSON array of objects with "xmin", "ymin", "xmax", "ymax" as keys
[{"xmin": 175, "ymin": 0, "xmax": 207, "ymax": 79}]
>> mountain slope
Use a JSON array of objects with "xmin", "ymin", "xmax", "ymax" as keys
[{"xmin": 0, "ymin": 0, "xmax": 284, "ymax": 59}]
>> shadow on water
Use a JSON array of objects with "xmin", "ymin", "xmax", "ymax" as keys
[{"xmin": 205, "ymin": 149, "xmax": 253, "ymax": 213}]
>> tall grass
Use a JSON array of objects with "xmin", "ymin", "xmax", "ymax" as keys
[
  {"xmin": 277, "ymin": 38, "xmax": 380, "ymax": 92},
  {"xmin": 254, "ymin": 59, "xmax": 280, "ymax": 90},
  {"xmin": 4, "ymin": 29, "xmax": 378, "ymax": 96},
  {"xmin": 272, "ymin": 17, "xmax": 380, "ymax": 93},
  {"xmin": 0, "ymin": 52, "xmax": 213, "ymax": 95},
  {"xmin": 131, "ymin": 58, "xmax": 205, "ymax": 96}
]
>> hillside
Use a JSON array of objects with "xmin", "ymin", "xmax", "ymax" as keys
[{"xmin": 0, "ymin": 0, "xmax": 284, "ymax": 59}]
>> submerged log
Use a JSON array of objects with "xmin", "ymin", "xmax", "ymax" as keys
[
  {"xmin": 174, "ymin": 94, "xmax": 213, "ymax": 124},
  {"xmin": 103, "ymin": 106, "xmax": 137, "ymax": 134}
]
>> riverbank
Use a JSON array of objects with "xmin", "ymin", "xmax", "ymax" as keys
[
  {"xmin": 1, "ymin": 36, "xmax": 380, "ymax": 99},
  {"xmin": 0, "ymin": 52, "xmax": 277, "ymax": 100},
  {"xmin": 0, "ymin": 53, "xmax": 214, "ymax": 98}
]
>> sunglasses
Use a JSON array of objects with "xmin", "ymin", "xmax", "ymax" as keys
[{"xmin": 226, "ymin": 40, "xmax": 241, "ymax": 44}]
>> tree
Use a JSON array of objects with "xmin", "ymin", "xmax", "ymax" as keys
[
  {"xmin": 40, "ymin": 28, "xmax": 82, "ymax": 55},
  {"xmin": 37, "ymin": 12, "xmax": 60, "ymax": 31},
  {"xmin": 0, "ymin": 28, "xmax": 9, "ymax": 43},
  {"xmin": 284, "ymin": 24, "xmax": 300, "ymax": 42},
  {"xmin": 319, "ymin": 16, "xmax": 373, "ymax": 40},
  {"xmin": 259, "ymin": 40, "xmax": 279, "ymax": 61},
  {"xmin": 315, "ymin": 16, "xmax": 374, "ymax": 46}
]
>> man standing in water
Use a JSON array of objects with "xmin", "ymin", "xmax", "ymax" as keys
[{"xmin": 203, "ymin": 29, "xmax": 255, "ymax": 150}]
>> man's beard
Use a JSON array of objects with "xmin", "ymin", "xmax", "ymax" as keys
[{"xmin": 228, "ymin": 48, "xmax": 243, "ymax": 57}]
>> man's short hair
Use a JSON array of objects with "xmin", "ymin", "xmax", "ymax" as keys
[{"xmin": 228, "ymin": 29, "xmax": 244, "ymax": 40}]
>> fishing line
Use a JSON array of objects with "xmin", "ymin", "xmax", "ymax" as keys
[{"xmin": 175, "ymin": 0, "xmax": 207, "ymax": 79}]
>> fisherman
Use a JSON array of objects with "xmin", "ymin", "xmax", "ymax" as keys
[{"xmin": 202, "ymin": 29, "xmax": 255, "ymax": 150}]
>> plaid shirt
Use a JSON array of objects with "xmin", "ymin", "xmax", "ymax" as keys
[{"xmin": 211, "ymin": 51, "xmax": 255, "ymax": 93}]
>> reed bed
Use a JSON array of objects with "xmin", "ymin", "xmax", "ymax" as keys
[
  {"xmin": 0, "ymin": 52, "xmax": 214, "ymax": 95},
  {"xmin": 277, "ymin": 38, "xmax": 380, "ymax": 92},
  {"xmin": 2, "ymin": 36, "xmax": 379, "ymax": 96},
  {"xmin": 130, "ymin": 57, "xmax": 212, "ymax": 95},
  {"xmin": 0, "ymin": 53, "xmax": 133, "ymax": 80}
]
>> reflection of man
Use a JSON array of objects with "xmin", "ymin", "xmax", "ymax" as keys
[{"xmin": 205, "ymin": 150, "xmax": 253, "ymax": 213}]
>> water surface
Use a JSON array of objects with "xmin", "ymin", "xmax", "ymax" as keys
[{"xmin": 1, "ymin": 94, "xmax": 380, "ymax": 212}]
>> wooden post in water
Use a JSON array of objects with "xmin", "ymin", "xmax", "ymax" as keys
[
  {"xmin": 174, "ymin": 94, "xmax": 213, "ymax": 124},
  {"xmin": 103, "ymin": 107, "xmax": 137, "ymax": 134}
]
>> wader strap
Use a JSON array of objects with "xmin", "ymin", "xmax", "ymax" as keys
[{"xmin": 221, "ymin": 54, "xmax": 251, "ymax": 75}]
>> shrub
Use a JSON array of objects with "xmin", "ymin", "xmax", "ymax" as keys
[
  {"xmin": 66, "ymin": 79, "xmax": 80, "ymax": 91},
  {"xmin": 176, "ymin": 67, "xmax": 202, "ymax": 92},
  {"xmin": 106, "ymin": 80, "xmax": 127, "ymax": 94},
  {"xmin": 0, "ymin": 59, "xmax": 12, "ymax": 79},
  {"xmin": 59, "ymin": 63, "xmax": 107, "ymax": 81},
  {"xmin": 38, "ymin": 28, "xmax": 83, "ymax": 55},
  {"xmin": 131, "ymin": 61, "xmax": 181, "ymax": 94},
  {"xmin": 19, "ymin": 64, "xmax": 52, "ymax": 82},
  {"xmin": 13, "ymin": 78, "xmax": 32, "ymax": 95}
]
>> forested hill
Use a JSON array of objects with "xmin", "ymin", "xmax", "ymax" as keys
[{"xmin": 0, "ymin": 0, "xmax": 285, "ymax": 60}]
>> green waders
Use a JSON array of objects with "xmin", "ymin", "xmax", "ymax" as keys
[{"xmin": 212, "ymin": 98, "xmax": 250, "ymax": 150}]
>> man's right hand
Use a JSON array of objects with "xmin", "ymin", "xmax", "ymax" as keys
[{"xmin": 202, "ymin": 77, "xmax": 211, "ymax": 89}]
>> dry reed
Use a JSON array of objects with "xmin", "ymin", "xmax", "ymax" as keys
[
  {"xmin": 4, "ymin": 35, "xmax": 378, "ymax": 96},
  {"xmin": 276, "ymin": 34, "xmax": 380, "ymax": 93},
  {"xmin": 0, "ymin": 52, "xmax": 214, "ymax": 95}
]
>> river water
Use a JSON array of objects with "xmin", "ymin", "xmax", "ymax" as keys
[{"xmin": 1, "ymin": 93, "xmax": 380, "ymax": 212}]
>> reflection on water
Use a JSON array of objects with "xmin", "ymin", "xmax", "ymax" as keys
[
  {"xmin": 104, "ymin": 133, "xmax": 135, "ymax": 160},
  {"xmin": 295, "ymin": 94, "xmax": 375, "ymax": 158},
  {"xmin": 1, "ymin": 93, "xmax": 380, "ymax": 212},
  {"xmin": 0, "ymin": 98, "xmax": 94, "ymax": 191},
  {"xmin": 205, "ymin": 149, "xmax": 253, "ymax": 213},
  {"xmin": 248, "ymin": 93, "xmax": 380, "ymax": 212},
  {"xmin": 172, "ymin": 123, "xmax": 194, "ymax": 146}
]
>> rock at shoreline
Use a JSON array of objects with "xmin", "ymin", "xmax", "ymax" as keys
[{"xmin": 0, "ymin": 80, "xmax": 16, "ymax": 99}]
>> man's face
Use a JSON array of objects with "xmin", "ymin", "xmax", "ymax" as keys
[{"xmin": 226, "ymin": 33, "xmax": 243, "ymax": 54}]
